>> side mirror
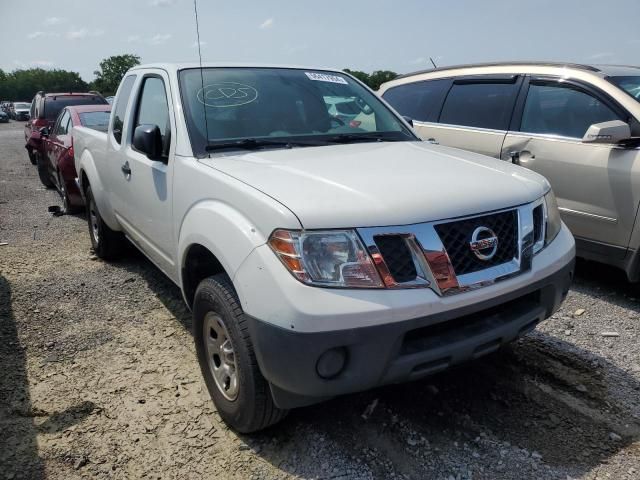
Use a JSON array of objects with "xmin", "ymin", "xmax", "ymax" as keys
[
  {"xmin": 582, "ymin": 120, "xmax": 631, "ymax": 144},
  {"xmin": 133, "ymin": 124, "xmax": 163, "ymax": 160},
  {"xmin": 402, "ymin": 116, "xmax": 414, "ymax": 127},
  {"xmin": 39, "ymin": 126, "xmax": 49, "ymax": 137}
]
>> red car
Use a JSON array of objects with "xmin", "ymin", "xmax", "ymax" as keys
[
  {"xmin": 25, "ymin": 91, "xmax": 108, "ymax": 165},
  {"xmin": 38, "ymin": 105, "xmax": 111, "ymax": 212}
]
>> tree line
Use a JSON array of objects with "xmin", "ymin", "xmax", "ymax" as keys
[
  {"xmin": 0, "ymin": 54, "xmax": 142, "ymax": 101},
  {"xmin": 0, "ymin": 54, "xmax": 398, "ymax": 102}
]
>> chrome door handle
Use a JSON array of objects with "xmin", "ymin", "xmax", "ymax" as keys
[
  {"xmin": 121, "ymin": 161, "xmax": 131, "ymax": 176},
  {"xmin": 509, "ymin": 150, "xmax": 535, "ymax": 165}
]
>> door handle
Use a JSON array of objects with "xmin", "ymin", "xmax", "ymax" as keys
[
  {"xmin": 509, "ymin": 150, "xmax": 535, "ymax": 165},
  {"xmin": 121, "ymin": 161, "xmax": 132, "ymax": 176},
  {"xmin": 426, "ymin": 138, "xmax": 439, "ymax": 145}
]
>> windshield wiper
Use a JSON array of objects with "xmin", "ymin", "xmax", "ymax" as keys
[
  {"xmin": 205, "ymin": 138, "xmax": 324, "ymax": 152},
  {"xmin": 326, "ymin": 132, "xmax": 408, "ymax": 144}
]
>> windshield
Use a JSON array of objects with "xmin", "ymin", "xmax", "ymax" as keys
[
  {"xmin": 608, "ymin": 76, "xmax": 640, "ymax": 101},
  {"xmin": 14, "ymin": 103, "xmax": 30, "ymax": 109},
  {"xmin": 179, "ymin": 67, "xmax": 416, "ymax": 155}
]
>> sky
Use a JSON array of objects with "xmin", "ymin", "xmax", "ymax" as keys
[{"xmin": 1, "ymin": 0, "xmax": 639, "ymax": 82}]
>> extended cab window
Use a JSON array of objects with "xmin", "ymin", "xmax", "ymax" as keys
[
  {"xmin": 382, "ymin": 79, "xmax": 450, "ymax": 122},
  {"xmin": 521, "ymin": 83, "xmax": 620, "ymax": 139},
  {"xmin": 111, "ymin": 75, "xmax": 136, "ymax": 144},
  {"xmin": 134, "ymin": 76, "xmax": 171, "ymax": 157},
  {"xmin": 439, "ymin": 81, "xmax": 518, "ymax": 130}
]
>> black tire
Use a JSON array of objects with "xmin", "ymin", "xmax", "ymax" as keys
[
  {"xmin": 36, "ymin": 152, "xmax": 54, "ymax": 188},
  {"xmin": 57, "ymin": 170, "xmax": 81, "ymax": 214},
  {"xmin": 85, "ymin": 186, "xmax": 124, "ymax": 259},
  {"xmin": 27, "ymin": 149, "xmax": 37, "ymax": 165},
  {"xmin": 193, "ymin": 274, "xmax": 288, "ymax": 433}
]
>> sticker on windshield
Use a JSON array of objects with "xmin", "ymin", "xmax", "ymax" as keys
[
  {"xmin": 305, "ymin": 72, "xmax": 348, "ymax": 85},
  {"xmin": 197, "ymin": 82, "xmax": 259, "ymax": 108}
]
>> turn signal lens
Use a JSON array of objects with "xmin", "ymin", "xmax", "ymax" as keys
[
  {"xmin": 268, "ymin": 229, "xmax": 383, "ymax": 288},
  {"xmin": 544, "ymin": 190, "xmax": 562, "ymax": 245}
]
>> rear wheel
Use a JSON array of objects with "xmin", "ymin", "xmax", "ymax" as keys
[
  {"xmin": 193, "ymin": 274, "xmax": 288, "ymax": 433},
  {"xmin": 86, "ymin": 186, "xmax": 124, "ymax": 259},
  {"xmin": 36, "ymin": 152, "xmax": 54, "ymax": 188}
]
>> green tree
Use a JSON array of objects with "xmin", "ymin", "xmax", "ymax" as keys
[
  {"xmin": 0, "ymin": 68, "xmax": 88, "ymax": 101},
  {"xmin": 91, "ymin": 54, "xmax": 141, "ymax": 96},
  {"xmin": 343, "ymin": 68, "xmax": 398, "ymax": 90},
  {"xmin": 343, "ymin": 68, "xmax": 370, "ymax": 86}
]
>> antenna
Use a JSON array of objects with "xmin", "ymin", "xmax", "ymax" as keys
[
  {"xmin": 193, "ymin": 0, "xmax": 209, "ymax": 150},
  {"xmin": 429, "ymin": 57, "xmax": 438, "ymax": 69}
]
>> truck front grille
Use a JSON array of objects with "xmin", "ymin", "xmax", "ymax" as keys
[
  {"xmin": 374, "ymin": 235, "xmax": 418, "ymax": 283},
  {"xmin": 434, "ymin": 210, "xmax": 518, "ymax": 276}
]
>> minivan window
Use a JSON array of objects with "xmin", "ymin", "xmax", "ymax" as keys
[
  {"xmin": 521, "ymin": 83, "xmax": 620, "ymax": 139},
  {"xmin": 111, "ymin": 75, "xmax": 136, "ymax": 144},
  {"xmin": 608, "ymin": 76, "xmax": 640, "ymax": 101},
  {"xmin": 382, "ymin": 79, "xmax": 449, "ymax": 122},
  {"xmin": 134, "ymin": 76, "xmax": 171, "ymax": 156},
  {"xmin": 439, "ymin": 82, "xmax": 518, "ymax": 130}
]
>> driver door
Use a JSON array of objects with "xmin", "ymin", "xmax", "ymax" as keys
[{"xmin": 501, "ymin": 77, "xmax": 640, "ymax": 252}]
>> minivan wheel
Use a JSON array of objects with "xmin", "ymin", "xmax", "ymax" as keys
[
  {"xmin": 85, "ymin": 186, "xmax": 124, "ymax": 260},
  {"xmin": 36, "ymin": 152, "xmax": 54, "ymax": 188},
  {"xmin": 193, "ymin": 274, "xmax": 288, "ymax": 433}
]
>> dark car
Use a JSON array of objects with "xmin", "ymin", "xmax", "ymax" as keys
[
  {"xmin": 0, "ymin": 110, "xmax": 8, "ymax": 123},
  {"xmin": 25, "ymin": 91, "xmax": 108, "ymax": 165},
  {"xmin": 38, "ymin": 105, "xmax": 111, "ymax": 212}
]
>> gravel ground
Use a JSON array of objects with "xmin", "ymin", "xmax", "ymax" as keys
[{"xmin": 0, "ymin": 119, "xmax": 639, "ymax": 480}]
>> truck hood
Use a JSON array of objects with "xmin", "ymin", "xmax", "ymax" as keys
[{"xmin": 199, "ymin": 141, "xmax": 549, "ymax": 229}]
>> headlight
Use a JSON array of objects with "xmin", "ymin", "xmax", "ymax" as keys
[
  {"xmin": 544, "ymin": 189, "xmax": 562, "ymax": 244},
  {"xmin": 268, "ymin": 229, "xmax": 383, "ymax": 288}
]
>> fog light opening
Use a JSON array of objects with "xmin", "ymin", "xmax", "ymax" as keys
[{"xmin": 316, "ymin": 347, "xmax": 348, "ymax": 379}]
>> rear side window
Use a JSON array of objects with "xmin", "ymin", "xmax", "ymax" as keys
[
  {"xmin": 521, "ymin": 83, "xmax": 620, "ymax": 139},
  {"xmin": 43, "ymin": 95, "xmax": 107, "ymax": 121},
  {"xmin": 55, "ymin": 110, "xmax": 71, "ymax": 135},
  {"xmin": 111, "ymin": 75, "xmax": 136, "ymax": 144},
  {"xmin": 382, "ymin": 79, "xmax": 449, "ymax": 122},
  {"xmin": 439, "ymin": 82, "xmax": 518, "ymax": 130},
  {"xmin": 134, "ymin": 76, "xmax": 171, "ymax": 157}
]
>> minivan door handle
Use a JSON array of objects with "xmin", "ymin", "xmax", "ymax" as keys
[
  {"xmin": 121, "ymin": 161, "xmax": 132, "ymax": 176},
  {"xmin": 509, "ymin": 150, "xmax": 535, "ymax": 165}
]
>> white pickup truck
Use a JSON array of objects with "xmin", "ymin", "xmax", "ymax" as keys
[{"xmin": 73, "ymin": 63, "xmax": 575, "ymax": 432}]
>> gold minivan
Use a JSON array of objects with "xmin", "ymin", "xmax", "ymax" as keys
[{"xmin": 380, "ymin": 62, "xmax": 640, "ymax": 280}]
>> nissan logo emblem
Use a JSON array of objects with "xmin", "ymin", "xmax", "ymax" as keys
[{"xmin": 469, "ymin": 226, "xmax": 499, "ymax": 261}]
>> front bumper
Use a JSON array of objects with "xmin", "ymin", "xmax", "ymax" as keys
[{"xmin": 248, "ymin": 257, "xmax": 574, "ymax": 408}]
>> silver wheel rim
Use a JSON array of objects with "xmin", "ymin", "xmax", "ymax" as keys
[
  {"xmin": 89, "ymin": 199, "xmax": 100, "ymax": 244},
  {"xmin": 204, "ymin": 312, "xmax": 239, "ymax": 401},
  {"xmin": 59, "ymin": 173, "xmax": 69, "ymax": 211}
]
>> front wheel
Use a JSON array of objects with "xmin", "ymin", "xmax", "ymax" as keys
[
  {"xmin": 36, "ymin": 152, "xmax": 54, "ymax": 188},
  {"xmin": 193, "ymin": 274, "xmax": 288, "ymax": 433},
  {"xmin": 85, "ymin": 186, "xmax": 124, "ymax": 259},
  {"xmin": 27, "ymin": 149, "xmax": 37, "ymax": 165},
  {"xmin": 57, "ymin": 170, "xmax": 80, "ymax": 214}
]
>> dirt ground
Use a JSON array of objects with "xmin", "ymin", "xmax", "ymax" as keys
[{"xmin": 1, "ymin": 120, "xmax": 639, "ymax": 480}]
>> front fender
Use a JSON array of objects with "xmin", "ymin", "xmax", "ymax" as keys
[
  {"xmin": 177, "ymin": 200, "xmax": 284, "ymax": 307},
  {"xmin": 78, "ymin": 149, "xmax": 120, "ymax": 230}
]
